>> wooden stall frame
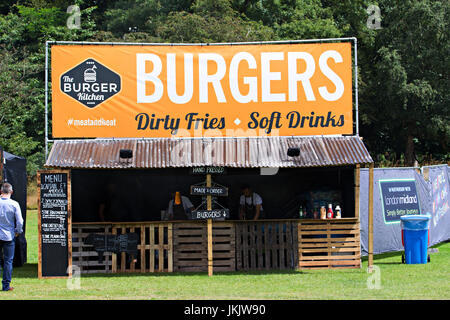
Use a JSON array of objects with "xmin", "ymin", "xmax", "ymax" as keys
[
  {"xmin": 37, "ymin": 169, "xmax": 72, "ymax": 279},
  {"xmin": 206, "ymin": 173, "xmax": 213, "ymax": 277}
]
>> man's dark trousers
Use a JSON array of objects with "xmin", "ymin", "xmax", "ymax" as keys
[{"xmin": 0, "ymin": 240, "xmax": 15, "ymax": 291}]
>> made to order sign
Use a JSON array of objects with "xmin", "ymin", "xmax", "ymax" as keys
[
  {"xmin": 379, "ymin": 179, "xmax": 421, "ymax": 224},
  {"xmin": 51, "ymin": 42, "xmax": 353, "ymax": 138}
]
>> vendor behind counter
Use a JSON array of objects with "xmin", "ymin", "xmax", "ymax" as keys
[{"xmin": 167, "ymin": 191, "xmax": 194, "ymax": 220}]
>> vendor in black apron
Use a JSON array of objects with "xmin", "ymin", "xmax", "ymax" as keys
[
  {"xmin": 239, "ymin": 185, "xmax": 263, "ymax": 220},
  {"xmin": 168, "ymin": 191, "xmax": 194, "ymax": 220}
]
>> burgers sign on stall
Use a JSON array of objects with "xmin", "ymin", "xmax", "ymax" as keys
[{"xmin": 51, "ymin": 42, "xmax": 353, "ymax": 138}]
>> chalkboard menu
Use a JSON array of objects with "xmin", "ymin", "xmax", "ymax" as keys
[{"xmin": 38, "ymin": 170, "xmax": 72, "ymax": 278}]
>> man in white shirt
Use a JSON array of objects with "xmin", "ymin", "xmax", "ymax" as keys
[
  {"xmin": 168, "ymin": 191, "xmax": 194, "ymax": 220},
  {"xmin": 239, "ymin": 185, "xmax": 263, "ymax": 220},
  {"xmin": 0, "ymin": 182, "xmax": 23, "ymax": 291}
]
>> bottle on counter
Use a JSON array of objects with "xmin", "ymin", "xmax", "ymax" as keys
[
  {"xmin": 320, "ymin": 206, "xmax": 327, "ymax": 219},
  {"xmin": 335, "ymin": 205, "xmax": 342, "ymax": 219},
  {"xmin": 327, "ymin": 204, "xmax": 334, "ymax": 219},
  {"xmin": 313, "ymin": 207, "xmax": 319, "ymax": 219},
  {"xmin": 299, "ymin": 205, "xmax": 304, "ymax": 219}
]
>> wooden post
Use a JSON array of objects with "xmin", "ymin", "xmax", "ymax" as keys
[
  {"xmin": 423, "ymin": 167, "xmax": 430, "ymax": 182},
  {"xmin": 354, "ymin": 164, "xmax": 360, "ymax": 220},
  {"xmin": 354, "ymin": 164, "xmax": 361, "ymax": 268},
  {"xmin": 368, "ymin": 163, "xmax": 374, "ymax": 269},
  {"xmin": 111, "ymin": 227, "xmax": 117, "ymax": 273},
  {"xmin": 206, "ymin": 174, "xmax": 213, "ymax": 276}
]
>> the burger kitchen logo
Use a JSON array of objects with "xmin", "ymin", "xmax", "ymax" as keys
[{"xmin": 60, "ymin": 58, "xmax": 121, "ymax": 108}]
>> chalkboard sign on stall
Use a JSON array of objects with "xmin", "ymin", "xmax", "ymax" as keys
[{"xmin": 37, "ymin": 170, "xmax": 72, "ymax": 278}]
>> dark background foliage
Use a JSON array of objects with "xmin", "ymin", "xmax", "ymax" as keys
[{"xmin": 0, "ymin": 0, "xmax": 448, "ymax": 177}]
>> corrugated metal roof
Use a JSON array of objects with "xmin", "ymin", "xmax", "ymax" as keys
[{"xmin": 45, "ymin": 136, "xmax": 373, "ymax": 169}]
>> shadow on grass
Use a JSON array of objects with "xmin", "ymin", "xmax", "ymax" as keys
[
  {"xmin": 12, "ymin": 263, "xmax": 38, "ymax": 279},
  {"xmin": 11, "ymin": 263, "xmax": 308, "ymax": 279},
  {"xmin": 361, "ymin": 250, "xmax": 403, "ymax": 265},
  {"xmin": 360, "ymin": 241, "xmax": 447, "ymax": 265},
  {"xmin": 81, "ymin": 269, "xmax": 308, "ymax": 278}
]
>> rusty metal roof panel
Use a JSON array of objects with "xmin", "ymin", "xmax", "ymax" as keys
[{"xmin": 45, "ymin": 136, "xmax": 373, "ymax": 169}]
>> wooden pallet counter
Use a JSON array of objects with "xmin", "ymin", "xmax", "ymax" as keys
[
  {"xmin": 297, "ymin": 218, "xmax": 361, "ymax": 269},
  {"xmin": 72, "ymin": 222, "xmax": 173, "ymax": 274},
  {"xmin": 173, "ymin": 221, "xmax": 235, "ymax": 272},
  {"xmin": 72, "ymin": 218, "xmax": 360, "ymax": 274},
  {"xmin": 235, "ymin": 221, "xmax": 298, "ymax": 271}
]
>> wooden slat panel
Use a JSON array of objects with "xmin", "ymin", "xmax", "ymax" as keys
[
  {"xmin": 264, "ymin": 222, "xmax": 270, "ymax": 270},
  {"xmin": 299, "ymin": 260, "xmax": 360, "ymax": 267},
  {"xmin": 120, "ymin": 227, "xmax": 126, "ymax": 272},
  {"xmin": 297, "ymin": 220, "xmax": 360, "ymax": 270},
  {"xmin": 149, "ymin": 225, "xmax": 155, "ymax": 272},
  {"xmin": 271, "ymin": 223, "xmax": 277, "ymax": 269},
  {"xmin": 243, "ymin": 224, "xmax": 249, "ymax": 270},
  {"xmin": 257, "ymin": 224, "xmax": 263, "ymax": 270},
  {"xmin": 279, "ymin": 223, "xmax": 285, "ymax": 269},
  {"xmin": 299, "ymin": 230, "xmax": 359, "ymax": 235},
  {"xmin": 75, "ymin": 261, "xmax": 113, "ymax": 267},
  {"xmin": 140, "ymin": 226, "xmax": 146, "ymax": 272},
  {"xmin": 172, "ymin": 221, "xmax": 235, "ymax": 272},
  {"xmin": 168, "ymin": 223, "xmax": 173, "ymax": 273},
  {"xmin": 249, "ymin": 224, "xmax": 256, "ymax": 269},
  {"xmin": 235, "ymin": 224, "xmax": 242, "ymax": 271},
  {"xmin": 299, "ymin": 237, "xmax": 357, "ymax": 242},
  {"xmin": 74, "ymin": 223, "xmax": 175, "ymax": 274},
  {"xmin": 159, "ymin": 225, "xmax": 164, "ymax": 272}
]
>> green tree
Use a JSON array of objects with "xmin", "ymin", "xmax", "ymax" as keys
[
  {"xmin": 0, "ymin": 3, "xmax": 97, "ymax": 175},
  {"xmin": 158, "ymin": 0, "xmax": 274, "ymax": 43},
  {"xmin": 361, "ymin": 0, "xmax": 449, "ymax": 165}
]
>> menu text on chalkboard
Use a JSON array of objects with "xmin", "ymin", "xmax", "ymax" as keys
[{"xmin": 38, "ymin": 170, "xmax": 71, "ymax": 278}]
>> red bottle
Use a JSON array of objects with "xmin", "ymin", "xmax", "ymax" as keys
[{"xmin": 326, "ymin": 204, "xmax": 334, "ymax": 219}]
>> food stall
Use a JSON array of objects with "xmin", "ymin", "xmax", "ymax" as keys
[
  {"xmin": 38, "ymin": 38, "xmax": 374, "ymax": 277},
  {"xmin": 40, "ymin": 135, "xmax": 372, "ymax": 275}
]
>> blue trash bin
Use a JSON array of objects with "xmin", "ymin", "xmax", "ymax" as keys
[{"xmin": 400, "ymin": 215, "xmax": 431, "ymax": 264}]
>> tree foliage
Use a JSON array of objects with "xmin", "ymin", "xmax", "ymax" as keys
[{"xmin": 0, "ymin": 0, "xmax": 448, "ymax": 177}]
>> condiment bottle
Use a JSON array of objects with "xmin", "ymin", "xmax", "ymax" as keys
[
  {"xmin": 335, "ymin": 205, "xmax": 342, "ymax": 219},
  {"xmin": 327, "ymin": 204, "xmax": 334, "ymax": 219},
  {"xmin": 320, "ymin": 206, "xmax": 326, "ymax": 219},
  {"xmin": 299, "ymin": 205, "xmax": 304, "ymax": 219}
]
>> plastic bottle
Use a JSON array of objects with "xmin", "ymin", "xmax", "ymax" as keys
[
  {"xmin": 299, "ymin": 205, "xmax": 304, "ymax": 219},
  {"xmin": 335, "ymin": 205, "xmax": 342, "ymax": 219},
  {"xmin": 327, "ymin": 204, "xmax": 334, "ymax": 219},
  {"xmin": 320, "ymin": 206, "xmax": 326, "ymax": 219}
]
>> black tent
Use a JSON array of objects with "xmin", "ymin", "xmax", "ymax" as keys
[{"xmin": 0, "ymin": 146, "xmax": 27, "ymax": 267}]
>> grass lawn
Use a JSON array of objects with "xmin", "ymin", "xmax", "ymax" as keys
[{"xmin": 0, "ymin": 210, "xmax": 449, "ymax": 300}]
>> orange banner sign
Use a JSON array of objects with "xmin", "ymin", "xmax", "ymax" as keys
[{"xmin": 51, "ymin": 42, "xmax": 353, "ymax": 138}]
